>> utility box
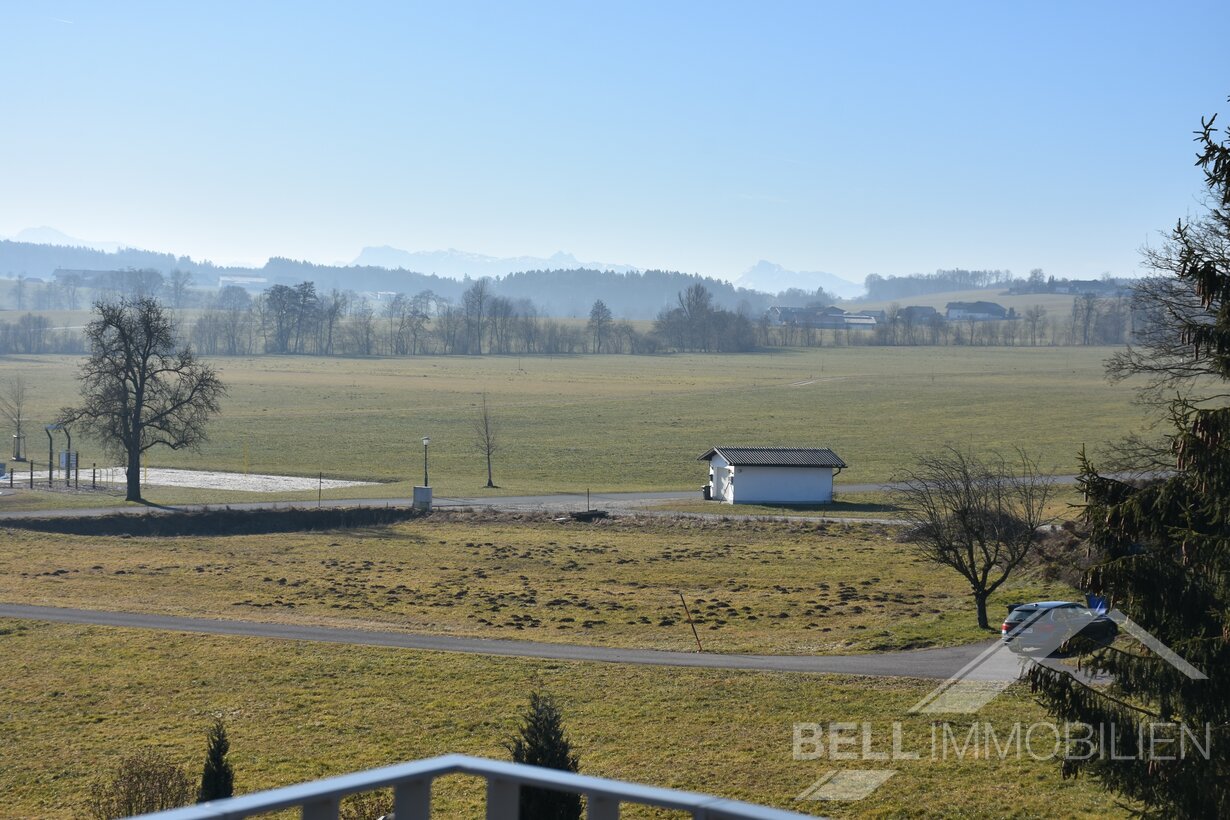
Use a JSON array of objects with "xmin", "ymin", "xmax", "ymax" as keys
[{"xmin": 413, "ymin": 485, "xmax": 432, "ymax": 511}]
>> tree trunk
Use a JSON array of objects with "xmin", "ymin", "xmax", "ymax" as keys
[
  {"xmin": 974, "ymin": 591, "xmax": 990, "ymax": 630},
  {"xmin": 126, "ymin": 449, "xmax": 142, "ymax": 502},
  {"xmin": 485, "ymin": 451, "xmax": 495, "ymax": 488}
]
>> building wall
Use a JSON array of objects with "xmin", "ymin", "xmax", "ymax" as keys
[
  {"xmin": 728, "ymin": 465, "xmax": 834, "ymax": 504},
  {"xmin": 709, "ymin": 453, "xmax": 735, "ymax": 502}
]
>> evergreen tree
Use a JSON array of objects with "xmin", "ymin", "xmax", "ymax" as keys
[
  {"xmin": 197, "ymin": 717, "xmax": 234, "ymax": 803},
  {"xmin": 1028, "ymin": 100, "xmax": 1230, "ymax": 817},
  {"xmin": 504, "ymin": 692, "xmax": 582, "ymax": 820}
]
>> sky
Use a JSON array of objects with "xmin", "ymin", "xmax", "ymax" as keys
[{"xmin": 2, "ymin": 1, "xmax": 1228, "ymax": 285}]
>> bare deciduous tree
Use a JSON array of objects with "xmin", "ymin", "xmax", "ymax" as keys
[
  {"xmin": 472, "ymin": 392, "xmax": 499, "ymax": 488},
  {"xmin": 893, "ymin": 447, "xmax": 1054, "ymax": 629},
  {"xmin": 0, "ymin": 374, "xmax": 29, "ymax": 460},
  {"xmin": 168, "ymin": 269, "xmax": 194, "ymax": 309},
  {"xmin": 61, "ymin": 298, "xmax": 226, "ymax": 502},
  {"xmin": 1023, "ymin": 304, "xmax": 1048, "ymax": 346}
]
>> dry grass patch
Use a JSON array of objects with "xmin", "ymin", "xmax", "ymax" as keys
[{"xmin": 0, "ymin": 513, "xmax": 1077, "ymax": 654}]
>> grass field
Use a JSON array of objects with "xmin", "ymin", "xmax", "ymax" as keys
[
  {"xmin": 0, "ymin": 346, "xmax": 1142, "ymax": 503},
  {"xmin": 0, "ymin": 343, "xmax": 1133, "ymax": 818},
  {"xmin": 0, "ymin": 513, "xmax": 1076, "ymax": 655},
  {"xmin": 0, "ymin": 620, "xmax": 1127, "ymax": 819}
]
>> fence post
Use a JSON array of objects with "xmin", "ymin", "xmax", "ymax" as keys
[
  {"xmin": 486, "ymin": 778, "xmax": 520, "ymax": 820},
  {"xmin": 587, "ymin": 794, "xmax": 620, "ymax": 820},
  {"xmin": 393, "ymin": 779, "xmax": 432, "ymax": 820},
  {"xmin": 30, "ymin": 461, "xmax": 34, "ymax": 489},
  {"xmin": 300, "ymin": 797, "xmax": 340, "ymax": 820},
  {"xmin": 75, "ymin": 457, "xmax": 79, "ymax": 489},
  {"xmin": 92, "ymin": 463, "xmax": 96, "ymax": 490}
]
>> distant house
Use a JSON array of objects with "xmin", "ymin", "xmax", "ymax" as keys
[
  {"xmin": 1056, "ymin": 279, "xmax": 1127, "ymax": 296},
  {"xmin": 698, "ymin": 446, "xmax": 847, "ymax": 504},
  {"xmin": 945, "ymin": 301, "xmax": 1008, "ymax": 321},
  {"xmin": 218, "ymin": 275, "xmax": 269, "ymax": 290},
  {"xmin": 766, "ymin": 305, "xmax": 877, "ymax": 330}
]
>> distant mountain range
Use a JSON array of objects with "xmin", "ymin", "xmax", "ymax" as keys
[
  {"xmin": 0, "ymin": 228, "xmax": 869, "ymax": 317},
  {"xmin": 734, "ymin": 260, "xmax": 863, "ymax": 300},
  {"xmin": 3, "ymin": 226, "xmax": 124, "ymax": 254},
  {"xmin": 352, "ymin": 246, "xmax": 640, "ymax": 278}
]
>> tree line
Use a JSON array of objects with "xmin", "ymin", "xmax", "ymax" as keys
[
  {"xmin": 185, "ymin": 280, "xmax": 760, "ymax": 356},
  {"xmin": 863, "ymin": 268, "xmax": 1014, "ymax": 300}
]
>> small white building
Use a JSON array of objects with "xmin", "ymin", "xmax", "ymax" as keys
[{"xmin": 698, "ymin": 446, "xmax": 847, "ymax": 504}]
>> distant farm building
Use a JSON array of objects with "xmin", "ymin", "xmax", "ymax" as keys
[
  {"xmin": 945, "ymin": 301, "xmax": 1009, "ymax": 321},
  {"xmin": 897, "ymin": 305, "xmax": 940, "ymax": 323},
  {"xmin": 699, "ymin": 446, "xmax": 847, "ymax": 504},
  {"xmin": 766, "ymin": 305, "xmax": 877, "ymax": 330}
]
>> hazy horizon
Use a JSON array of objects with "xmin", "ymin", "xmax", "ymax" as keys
[{"xmin": 4, "ymin": 1, "xmax": 1228, "ymax": 283}]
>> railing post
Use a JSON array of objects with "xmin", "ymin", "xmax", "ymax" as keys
[
  {"xmin": 486, "ymin": 777, "xmax": 519, "ymax": 820},
  {"xmin": 587, "ymin": 793, "xmax": 620, "ymax": 820},
  {"xmin": 394, "ymin": 778, "xmax": 432, "ymax": 819},
  {"xmin": 300, "ymin": 796, "xmax": 340, "ymax": 820}
]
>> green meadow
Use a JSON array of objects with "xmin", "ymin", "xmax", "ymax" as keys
[
  {"xmin": 0, "ymin": 620, "xmax": 1126, "ymax": 819},
  {"xmin": 0, "ymin": 346, "xmax": 1141, "ymax": 502}
]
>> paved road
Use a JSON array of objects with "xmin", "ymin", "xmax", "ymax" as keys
[
  {"xmin": 0, "ymin": 602, "xmax": 1016, "ymax": 680},
  {"xmin": 0, "ymin": 475, "xmax": 1098, "ymax": 522}
]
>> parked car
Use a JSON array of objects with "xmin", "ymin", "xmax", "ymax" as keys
[{"xmin": 1001, "ymin": 601, "xmax": 1117, "ymax": 652}]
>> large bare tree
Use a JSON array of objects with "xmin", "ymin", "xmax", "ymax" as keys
[
  {"xmin": 61, "ymin": 298, "xmax": 226, "ymax": 502},
  {"xmin": 894, "ymin": 447, "xmax": 1054, "ymax": 629},
  {"xmin": 472, "ymin": 392, "xmax": 500, "ymax": 488}
]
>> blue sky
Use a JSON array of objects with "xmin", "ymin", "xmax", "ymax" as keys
[{"xmin": 2, "ymin": 1, "xmax": 1227, "ymax": 284}]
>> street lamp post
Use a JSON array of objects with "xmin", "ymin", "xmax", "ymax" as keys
[{"xmin": 422, "ymin": 436, "xmax": 430, "ymax": 487}]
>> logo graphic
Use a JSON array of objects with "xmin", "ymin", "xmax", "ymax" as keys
[{"xmin": 796, "ymin": 605, "xmax": 1207, "ymax": 802}]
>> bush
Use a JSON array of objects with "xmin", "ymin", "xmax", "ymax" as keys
[{"xmin": 88, "ymin": 749, "xmax": 194, "ymax": 819}]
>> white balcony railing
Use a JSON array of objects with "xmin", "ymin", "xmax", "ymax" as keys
[{"xmin": 132, "ymin": 753, "xmax": 825, "ymax": 819}]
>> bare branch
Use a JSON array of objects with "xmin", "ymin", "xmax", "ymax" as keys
[{"xmin": 893, "ymin": 446, "xmax": 1054, "ymax": 629}]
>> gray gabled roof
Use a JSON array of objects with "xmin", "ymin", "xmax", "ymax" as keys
[{"xmin": 697, "ymin": 446, "xmax": 847, "ymax": 468}]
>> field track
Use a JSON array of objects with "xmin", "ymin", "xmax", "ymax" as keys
[{"xmin": 0, "ymin": 602, "xmax": 1009, "ymax": 679}]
